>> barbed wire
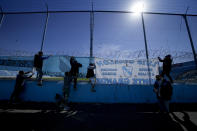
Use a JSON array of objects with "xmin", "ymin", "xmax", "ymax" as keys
[{"xmin": 0, "ymin": 48, "xmax": 195, "ymax": 63}]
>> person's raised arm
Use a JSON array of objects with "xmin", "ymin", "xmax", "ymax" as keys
[
  {"xmin": 42, "ymin": 55, "xmax": 52, "ymax": 60},
  {"xmin": 25, "ymin": 72, "xmax": 34, "ymax": 79},
  {"xmin": 158, "ymin": 57, "xmax": 164, "ymax": 62},
  {"xmin": 24, "ymin": 71, "xmax": 31, "ymax": 74}
]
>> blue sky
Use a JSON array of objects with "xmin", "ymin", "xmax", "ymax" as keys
[{"xmin": 0, "ymin": 0, "xmax": 197, "ymax": 64}]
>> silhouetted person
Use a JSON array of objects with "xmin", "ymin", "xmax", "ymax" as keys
[
  {"xmin": 55, "ymin": 72, "xmax": 72, "ymax": 111},
  {"xmin": 63, "ymin": 72, "xmax": 72, "ymax": 110},
  {"xmin": 159, "ymin": 78, "xmax": 173, "ymax": 113},
  {"xmin": 154, "ymin": 75, "xmax": 162, "ymax": 112},
  {"xmin": 158, "ymin": 55, "xmax": 173, "ymax": 83},
  {"xmin": 69, "ymin": 57, "xmax": 82, "ymax": 89},
  {"xmin": 10, "ymin": 71, "xmax": 33, "ymax": 103},
  {"xmin": 34, "ymin": 51, "xmax": 50, "ymax": 86},
  {"xmin": 171, "ymin": 112, "xmax": 197, "ymax": 131},
  {"xmin": 70, "ymin": 56, "xmax": 75, "ymax": 67},
  {"xmin": 86, "ymin": 63, "xmax": 96, "ymax": 92},
  {"xmin": 55, "ymin": 93, "xmax": 64, "ymax": 112}
]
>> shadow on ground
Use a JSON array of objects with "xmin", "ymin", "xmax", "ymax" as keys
[{"xmin": 0, "ymin": 101, "xmax": 197, "ymax": 131}]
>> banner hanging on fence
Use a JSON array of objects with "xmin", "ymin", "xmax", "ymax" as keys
[
  {"xmin": 42, "ymin": 56, "xmax": 89, "ymax": 77},
  {"xmin": 0, "ymin": 56, "xmax": 159, "ymax": 84},
  {"xmin": 0, "ymin": 56, "xmax": 89, "ymax": 77},
  {"xmin": 0, "ymin": 56, "xmax": 34, "ymax": 72},
  {"xmin": 95, "ymin": 58, "xmax": 159, "ymax": 85}
]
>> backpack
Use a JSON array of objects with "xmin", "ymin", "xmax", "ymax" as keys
[
  {"xmin": 86, "ymin": 64, "xmax": 95, "ymax": 78},
  {"xmin": 34, "ymin": 54, "xmax": 43, "ymax": 68},
  {"xmin": 86, "ymin": 68, "xmax": 94, "ymax": 78},
  {"xmin": 160, "ymin": 80, "xmax": 173, "ymax": 100}
]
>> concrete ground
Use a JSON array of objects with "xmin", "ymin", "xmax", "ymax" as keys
[{"xmin": 0, "ymin": 102, "xmax": 197, "ymax": 131}]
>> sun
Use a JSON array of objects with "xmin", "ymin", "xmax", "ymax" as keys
[{"xmin": 131, "ymin": 1, "xmax": 145, "ymax": 14}]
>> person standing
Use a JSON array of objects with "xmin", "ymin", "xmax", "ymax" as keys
[
  {"xmin": 55, "ymin": 72, "xmax": 72, "ymax": 111},
  {"xmin": 63, "ymin": 72, "xmax": 72, "ymax": 109},
  {"xmin": 33, "ymin": 51, "xmax": 50, "ymax": 86},
  {"xmin": 158, "ymin": 55, "xmax": 173, "ymax": 83},
  {"xmin": 86, "ymin": 63, "xmax": 96, "ymax": 92},
  {"xmin": 159, "ymin": 78, "xmax": 173, "ymax": 113},
  {"xmin": 153, "ymin": 75, "xmax": 162, "ymax": 111},
  {"xmin": 69, "ymin": 57, "xmax": 82, "ymax": 89}
]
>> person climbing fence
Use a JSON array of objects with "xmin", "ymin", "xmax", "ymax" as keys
[
  {"xmin": 158, "ymin": 54, "xmax": 173, "ymax": 83},
  {"xmin": 33, "ymin": 51, "xmax": 51, "ymax": 86},
  {"xmin": 86, "ymin": 63, "xmax": 96, "ymax": 92},
  {"xmin": 69, "ymin": 57, "xmax": 82, "ymax": 89}
]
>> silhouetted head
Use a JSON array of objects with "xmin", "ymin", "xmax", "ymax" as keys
[
  {"xmin": 19, "ymin": 70, "xmax": 24, "ymax": 75},
  {"xmin": 166, "ymin": 54, "xmax": 171, "ymax": 59},
  {"xmin": 70, "ymin": 56, "xmax": 76, "ymax": 63},
  {"xmin": 70, "ymin": 56, "xmax": 75, "ymax": 60},
  {"xmin": 38, "ymin": 51, "xmax": 43, "ymax": 56},
  {"xmin": 89, "ymin": 63, "xmax": 94, "ymax": 66}
]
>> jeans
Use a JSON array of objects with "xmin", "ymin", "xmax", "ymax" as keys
[{"xmin": 158, "ymin": 99, "xmax": 170, "ymax": 113}]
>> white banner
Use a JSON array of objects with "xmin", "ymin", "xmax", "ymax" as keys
[{"xmin": 95, "ymin": 58, "xmax": 159, "ymax": 85}]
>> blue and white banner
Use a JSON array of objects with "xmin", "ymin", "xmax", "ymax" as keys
[
  {"xmin": 0, "ymin": 56, "xmax": 195, "ymax": 84},
  {"xmin": 95, "ymin": 58, "xmax": 159, "ymax": 85},
  {"xmin": 43, "ymin": 56, "xmax": 89, "ymax": 77},
  {"xmin": 0, "ymin": 56, "xmax": 34, "ymax": 72},
  {"xmin": 0, "ymin": 56, "xmax": 89, "ymax": 77},
  {"xmin": 0, "ymin": 56, "xmax": 159, "ymax": 84}
]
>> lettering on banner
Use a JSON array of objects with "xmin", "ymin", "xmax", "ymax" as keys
[{"xmin": 0, "ymin": 59, "xmax": 33, "ymax": 67}]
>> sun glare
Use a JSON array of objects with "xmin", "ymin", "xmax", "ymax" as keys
[{"xmin": 131, "ymin": 1, "xmax": 145, "ymax": 15}]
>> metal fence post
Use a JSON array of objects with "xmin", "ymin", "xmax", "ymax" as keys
[
  {"xmin": 141, "ymin": 13, "xmax": 152, "ymax": 85},
  {"xmin": 183, "ymin": 15, "xmax": 197, "ymax": 69}
]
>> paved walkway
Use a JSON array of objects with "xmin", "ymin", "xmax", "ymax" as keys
[{"xmin": 0, "ymin": 102, "xmax": 197, "ymax": 131}]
